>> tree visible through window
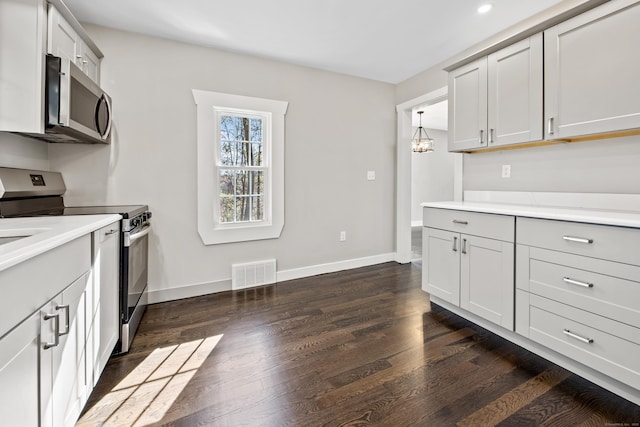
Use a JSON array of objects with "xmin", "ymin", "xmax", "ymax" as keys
[{"xmin": 218, "ymin": 114, "xmax": 266, "ymax": 223}]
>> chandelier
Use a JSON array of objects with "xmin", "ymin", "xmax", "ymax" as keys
[{"xmin": 411, "ymin": 110, "xmax": 434, "ymax": 153}]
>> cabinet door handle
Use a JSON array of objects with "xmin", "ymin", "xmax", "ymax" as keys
[
  {"xmin": 452, "ymin": 236, "xmax": 458, "ymax": 252},
  {"xmin": 563, "ymin": 329, "xmax": 593, "ymax": 344},
  {"xmin": 452, "ymin": 220, "xmax": 468, "ymax": 225},
  {"xmin": 563, "ymin": 235, "xmax": 594, "ymax": 244},
  {"xmin": 56, "ymin": 304, "xmax": 70, "ymax": 336},
  {"xmin": 563, "ymin": 277, "xmax": 594, "ymax": 288},
  {"xmin": 479, "ymin": 129, "xmax": 484, "ymax": 144},
  {"xmin": 105, "ymin": 229, "xmax": 118, "ymax": 235},
  {"xmin": 461, "ymin": 238, "xmax": 467, "ymax": 254},
  {"xmin": 547, "ymin": 117, "xmax": 554, "ymax": 135},
  {"xmin": 489, "ymin": 128, "xmax": 494, "ymax": 144},
  {"xmin": 43, "ymin": 313, "xmax": 60, "ymax": 350}
]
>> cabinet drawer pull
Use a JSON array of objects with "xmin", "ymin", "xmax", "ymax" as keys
[
  {"xmin": 563, "ymin": 277, "xmax": 594, "ymax": 288},
  {"xmin": 563, "ymin": 235, "xmax": 593, "ymax": 244},
  {"xmin": 43, "ymin": 313, "xmax": 60, "ymax": 350},
  {"xmin": 479, "ymin": 129, "xmax": 484, "ymax": 144},
  {"xmin": 452, "ymin": 236, "xmax": 458, "ymax": 252},
  {"xmin": 105, "ymin": 229, "xmax": 118, "ymax": 235},
  {"xmin": 56, "ymin": 304, "xmax": 70, "ymax": 336},
  {"xmin": 461, "ymin": 238, "xmax": 467, "ymax": 255},
  {"xmin": 452, "ymin": 220, "xmax": 468, "ymax": 225},
  {"xmin": 562, "ymin": 329, "xmax": 593, "ymax": 344},
  {"xmin": 548, "ymin": 117, "xmax": 554, "ymax": 135}
]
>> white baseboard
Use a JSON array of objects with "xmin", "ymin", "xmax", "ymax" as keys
[
  {"xmin": 148, "ymin": 252, "xmax": 397, "ymax": 304},
  {"xmin": 276, "ymin": 253, "xmax": 396, "ymax": 283}
]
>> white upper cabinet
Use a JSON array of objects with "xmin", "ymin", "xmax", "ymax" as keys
[
  {"xmin": 448, "ymin": 34, "xmax": 543, "ymax": 152},
  {"xmin": 47, "ymin": 4, "xmax": 101, "ymax": 83},
  {"xmin": 0, "ymin": 0, "xmax": 47, "ymax": 134},
  {"xmin": 47, "ymin": 4, "xmax": 77, "ymax": 62},
  {"xmin": 488, "ymin": 35, "xmax": 543, "ymax": 147},
  {"xmin": 545, "ymin": 0, "xmax": 640, "ymax": 140},
  {"xmin": 448, "ymin": 58, "xmax": 488, "ymax": 152}
]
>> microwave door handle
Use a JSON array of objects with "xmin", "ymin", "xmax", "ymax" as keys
[
  {"xmin": 101, "ymin": 94, "xmax": 113, "ymax": 139},
  {"xmin": 58, "ymin": 59, "xmax": 71, "ymax": 126},
  {"xmin": 95, "ymin": 94, "xmax": 112, "ymax": 139}
]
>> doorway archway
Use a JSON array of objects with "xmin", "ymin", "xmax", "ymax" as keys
[{"xmin": 395, "ymin": 87, "xmax": 462, "ymax": 263}]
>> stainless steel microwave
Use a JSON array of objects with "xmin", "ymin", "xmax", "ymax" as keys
[{"xmin": 41, "ymin": 54, "xmax": 112, "ymax": 144}]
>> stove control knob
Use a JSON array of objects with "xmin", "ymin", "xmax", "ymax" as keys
[{"xmin": 131, "ymin": 218, "xmax": 141, "ymax": 228}]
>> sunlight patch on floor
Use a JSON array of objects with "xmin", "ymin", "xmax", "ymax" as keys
[{"xmin": 77, "ymin": 334, "xmax": 223, "ymax": 427}]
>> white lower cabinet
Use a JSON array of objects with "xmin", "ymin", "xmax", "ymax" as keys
[
  {"xmin": 41, "ymin": 272, "xmax": 90, "ymax": 427},
  {"xmin": 0, "ymin": 223, "xmax": 121, "ymax": 427},
  {"xmin": 422, "ymin": 204, "xmax": 640, "ymax": 404},
  {"xmin": 516, "ymin": 217, "xmax": 640, "ymax": 394},
  {"xmin": 0, "ymin": 312, "xmax": 40, "ymax": 427},
  {"xmin": 422, "ymin": 208, "xmax": 515, "ymax": 330},
  {"xmin": 87, "ymin": 222, "xmax": 120, "ymax": 386}
]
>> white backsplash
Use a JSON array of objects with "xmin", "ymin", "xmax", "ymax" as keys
[{"xmin": 464, "ymin": 190, "xmax": 640, "ymax": 212}]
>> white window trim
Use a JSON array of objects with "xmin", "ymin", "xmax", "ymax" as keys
[{"xmin": 193, "ymin": 90, "xmax": 288, "ymax": 245}]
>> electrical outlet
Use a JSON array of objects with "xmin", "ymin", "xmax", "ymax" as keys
[
  {"xmin": 501, "ymin": 165, "xmax": 511, "ymax": 178},
  {"xmin": 367, "ymin": 171, "xmax": 376, "ymax": 181},
  {"xmin": 340, "ymin": 231, "xmax": 346, "ymax": 241}
]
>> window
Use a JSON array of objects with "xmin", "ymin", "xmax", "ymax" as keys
[
  {"xmin": 218, "ymin": 113, "xmax": 266, "ymax": 224},
  {"xmin": 193, "ymin": 90, "xmax": 288, "ymax": 245}
]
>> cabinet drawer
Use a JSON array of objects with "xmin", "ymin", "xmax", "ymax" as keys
[
  {"xmin": 527, "ymin": 294, "xmax": 640, "ymax": 390},
  {"xmin": 526, "ymin": 247, "xmax": 640, "ymax": 328},
  {"xmin": 0, "ymin": 235, "xmax": 90, "ymax": 339},
  {"xmin": 517, "ymin": 217, "xmax": 640, "ymax": 265},
  {"xmin": 423, "ymin": 208, "xmax": 514, "ymax": 242}
]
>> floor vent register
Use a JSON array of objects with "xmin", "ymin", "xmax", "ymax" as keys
[{"xmin": 231, "ymin": 259, "xmax": 277, "ymax": 290}]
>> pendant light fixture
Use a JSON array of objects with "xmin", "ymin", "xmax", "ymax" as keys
[{"xmin": 411, "ymin": 110, "xmax": 434, "ymax": 153}]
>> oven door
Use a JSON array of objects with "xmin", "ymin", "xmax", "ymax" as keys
[{"xmin": 123, "ymin": 223, "xmax": 150, "ymax": 323}]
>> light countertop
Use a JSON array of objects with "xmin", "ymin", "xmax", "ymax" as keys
[
  {"xmin": 421, "ymin": 201, "xmax": 640, "ymax": 229},
  {"xmin": 0, "ymin": 214, "xmax": 121, "ymax": 272}
]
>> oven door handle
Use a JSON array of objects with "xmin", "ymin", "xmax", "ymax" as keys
[{"xmin": 125, "ymin": 224, "xmax": 151, "ymax": 247}]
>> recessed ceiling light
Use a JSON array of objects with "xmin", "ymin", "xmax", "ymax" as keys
[{"xmin": 477, "ymin": 3, "xmax": 493, "ymax": 14}]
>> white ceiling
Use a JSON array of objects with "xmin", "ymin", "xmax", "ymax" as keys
[{"xmin": 63, "ymin": 0, "xmax": 564, "ymax": 84}]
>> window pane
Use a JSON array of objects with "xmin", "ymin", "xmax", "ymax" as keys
[
  {"xmin": 220, "ymin": 115, "xmax": 238, "ymax": 141},
  {"xmin": 235, "ymin": 170, "xmax": 249, "ymax": 196},
  {"xmin": 237, "ymin": 141, "xmax": 250, "ymax": 166},
  {"xmin": 220, "ymin": 140, "xmax": 234, "ymax": 166},
  {"xmin": 219, "ymin": 170, "xmax": 234, "ymax": 195},
  {"xmin": 250, "ymin": 118, "xmax": 262, "ymax": 142},
  {"xmin": 251, "ymin": 143, "xmax": 263, "ymax": 166},
  {"xmin": 251, "ymin": 196, "xmax": 264, "ymax": 221},
  {"xmin": 235, "ymin": 196, "xmax": 250, "ymax": 222},
  {"xmin": 220, "ymin": 196, "xmax": 234, "ymax": 223},
  {"xmin": 250, "ymin": 171, "xmax": 264, "ymax": 195}
]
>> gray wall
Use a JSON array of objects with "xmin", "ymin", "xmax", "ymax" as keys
[
  {"xmin": 395, "ymin": 62, "xmax": 447, "ymax": 105},
  {"xmin": 48, "ymin": 25, "xmax": 397, "ymax": 299}
]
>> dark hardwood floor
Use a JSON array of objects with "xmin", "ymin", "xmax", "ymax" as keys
[{"xmin": 78, "ymin": 262, "xmax": 640, "ymax": 426}]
